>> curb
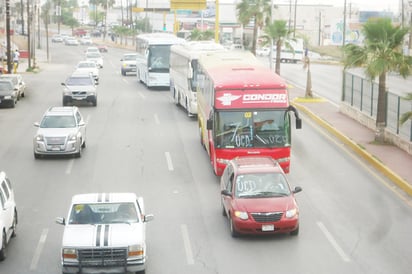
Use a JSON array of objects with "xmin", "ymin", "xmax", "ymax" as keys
[{"xmin": 292, "ymin": 99, "xmax": 412, "ymax": 197}]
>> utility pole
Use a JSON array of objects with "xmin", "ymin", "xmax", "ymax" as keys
[
  {"xmin": 6, "ymin": 0, "xmax": 12, "ymax": 73},
  {"xmin": 20, "ymin": 0, "xmax": 24, "ymax": 35},
  {"xmin": 27, "ymin": 0, "xmax": 31, "ymax": 70},
  {"xmin": 293, "ymin": 0, "xmax": 297, "ymax": 37}
]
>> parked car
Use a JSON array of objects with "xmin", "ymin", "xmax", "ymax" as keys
[
  {"xmin": 56, "ymin": 193, "xmax": 154, "ymax": 274},
  {"xmin": 97, "ymin": 44, "xmax": 108, "ymax": 53},
  {"xmin": 0, "ymin": 74, "xmax": 26, "ymax": 99},
  {"xmin": 256, "ymin": 47, "xmax": 270, "ymax": 56},
  {"xmin": 61, "ymin": 71, "xmax": 97, "ymax": 106},
  {"xmin": 33, "ymin": 106, "xmax": 87, "ymax": 158},
  {"xmin": 75, "ymin": 60, "xmax": 99, "ymax": 84},
  {"xmin": 120, "ymin": 53, "xmax": 137, "ymax": 76},
  {"xmin": 51, "ymin": 34, "xmax": 63, "ymax": 43},
  {"xmin": 85, "ymin": 46, "xmax": 99, "ymax": 54},
  {"xmin": 79, "ymin": 36, "xmax": 93, "ymax": 45},
  {"xmin": 0, "ymin": 171, "xmax": 18, "ymax": 261},
  {"xmin": 220, "ymin": 156, "xmax": 302, "ymax": 237},
  {"xmin": 0, "ymin": 79, "xmax": 18, "ymax": 108},
  {"xmin": 65, "ymin": 37, "xmax": 79, "ymax": 46},
  {"xmin": 85, "ymin": 51, "xmax": 103, "ymax": 68}
]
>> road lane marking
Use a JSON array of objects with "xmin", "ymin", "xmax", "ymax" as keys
[
  {"xmin": 65, "ymin": 159, "xmax": 74, "ymax": 174},
  {"xmin": 138, "ymin": 91, "xmax": 145, "ymax": 99},
  {"xmin": 154, "ymin": 113, "xmax": 160, "ymax": 124},
  {"xmin": 30, "ymin": 228, "xmax": 49, "ymax": 270},
  {"xmin": 317, "ymin": 221, "xmax": 351, "ymax": 262},
  {"xmin": 181, "ymin": 224, "xmax": 194, "ymax": 265},
  {"xmin": 165, "ymin": 152, "xmax": 174, "ymax": 171}
]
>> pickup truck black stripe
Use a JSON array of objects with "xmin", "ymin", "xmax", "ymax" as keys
[
  {"xmin": 96, "ymin": 224, "xmax": 102, "ymax": 246},
  {"xmin": 104, "ymin": 224, "xmax": 109, "ymax": 246},
  {"xmin": 97, "ymin": 193, "xmax": 102, "ymax": 202}
]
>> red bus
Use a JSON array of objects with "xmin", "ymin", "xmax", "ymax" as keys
[{"xmin": 197, "ymin": 51, "xmax": 302, "ymax": 176}]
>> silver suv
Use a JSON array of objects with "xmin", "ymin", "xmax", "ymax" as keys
[
  {"xmin": 33, "ymin": 106, "xmax": 86, "ymax": 159},
  {"xmin": 61, "ymin": 71, "xmax": 97, "ymax": 106}
]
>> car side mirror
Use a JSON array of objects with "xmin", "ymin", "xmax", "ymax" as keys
[
  {"xmin": 293, "ymin": 186, "xmax": 302, "ymax": 194},
  {"xmin": 55, "ymin": 217, "xmax": 66, "ymax": 225},
  {"xmin": 221, "ymin": 189, "xmax": 231, "ymax": 196},
  {"xmin": 34, "ymin": 122, "xmax": 40, "ymax": 127},
  {"xmin": 144, "ymin": 214, "xmax": 154, "ymax": 222}
]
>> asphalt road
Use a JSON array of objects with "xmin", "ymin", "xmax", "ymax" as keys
[{"xmin": 0, "ymin": 41, "xmax": 411, "ymax": 274}]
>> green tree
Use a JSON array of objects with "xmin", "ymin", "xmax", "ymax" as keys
[
  {"xmin": 261, "ymin": 20, "xmax": 291, "ymax": 75},
  {"xmin": 343, "ymin": 18, "xmax": 412, "ymax": 143},
  {"xmin": 236, "ymin": 0, "xmax": 271, "ymax": 55},
  {"xmin": 400, "ymin": 93, "xmax": 412, "ymax": 125},
  {"xmin": 188, "ymin": 29, "xmax": 214, "ymax": 41}
]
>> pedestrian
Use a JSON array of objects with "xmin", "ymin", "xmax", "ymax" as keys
[{"xmin": 12, "ymin": 49, "xmax": 19, "ymax": 74}]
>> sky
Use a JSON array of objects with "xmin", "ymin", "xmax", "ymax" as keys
[{"xmin": 299, "ymin": 0, "xmax": 401, "ymax": 12}]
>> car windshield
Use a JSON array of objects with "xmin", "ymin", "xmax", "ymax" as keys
[
  {"xmin": 40, "ymin": 115, "xmax": 76, "ymax": 128},
  {"xmin": 235, "ymin": 172, "xmax": 291, "ymax": 198},
  {"xmin": 66, "ymin": 77, "xmax": 93, "ymax": 86},
  {"xmin": 123, "ymin": 54, "xmax": 136, "ymax": 61},
  {"xmin": 0, "ymin": 81, "xmax": 13, "ymax": 91},
  {"xmin": 0, "ymin": 76, "xmax": 18, "ymax": 85},
  {"xmin": 87, "ymin": 53, "xmax": 101, "ymax": 58},
  {"xmin": 78, "ymin": 62, "xmax": 96, "ymax": 68},
  {"xmin": 68, "ymin": 202, "xmax": 139, "ymax": 224}
]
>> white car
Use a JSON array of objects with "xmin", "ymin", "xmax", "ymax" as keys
[
  {"xmin": 0, "ymin": 74, "xmax": 26, "ymax": 99},
  {"xmin": 75, "ymin": 60, "xmax": 99, "ymax": 84},
  {"xmin": 56, "ymin": 193, "xmax": 154, "ymax": 274},
  {"xmin": 0, "ymin": 171, "xmax": 18, "ymax": 261},
  {"xmin": 85, "ymin": 51, "xmax": 103, "ymax": 68},
  {"xmin": 256, "ymin": 47, "xmax": 270, "ymax": 56},
  {"xmin": 120, "ymin": 53, "xmax": 137, "ymax": 76}
]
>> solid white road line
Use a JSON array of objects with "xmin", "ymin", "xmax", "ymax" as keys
[
  {"xmin": 30, "ymin": 228, "xmax": 49, "ymax": 270},
  {"xmin": 165, "ymin": 152, "xmax": 174, "ymax": 171},
  {"xmin": 181, "ymin": 224, "xmax": 194, "ymax": 265},
  {"xmin": 65, "ymin": 159, "xmax": 74, "ymax": 174},
  {"xmin": 317, "ymin": 221, "xmax": 351, "ymax": 262},
  {"xmin": 154, "ymin": 113, "xmax": 160, "ymax": 124}
]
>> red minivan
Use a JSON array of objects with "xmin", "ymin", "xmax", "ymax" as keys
[{"xmin": 220, "ymin": 156, "xmax": 302, "ymax": 237}]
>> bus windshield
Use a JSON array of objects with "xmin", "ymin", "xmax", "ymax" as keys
[
  {"xmin": 148, "ymin": 45, "xmax": 171, "ymax": 72},
  {"xmin": 214, "ymin": 110, "xmax": 290, "ymax": 148}
]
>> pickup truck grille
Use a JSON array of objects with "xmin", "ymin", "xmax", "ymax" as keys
[
  {"xmin": 251, "ymin": 212, "xmax": 283, "ymax": 223},
  {"xmin": 78, "ymin": 248, "xmax": 127, "ymax": 266}
]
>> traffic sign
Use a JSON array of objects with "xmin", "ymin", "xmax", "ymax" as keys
[{"xmin": 170, "ymin": 0, "xmax": 206, "ymax": 10}]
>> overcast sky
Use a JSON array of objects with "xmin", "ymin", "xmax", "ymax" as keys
[{"xmin": 281, "ymin": 0, "xmax": 401, "ymax": 12}]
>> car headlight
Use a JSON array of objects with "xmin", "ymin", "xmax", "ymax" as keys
[
  {"xmin": 62, "ymin": 248, "xmax": 77, "ymax": 260},
  {"xmin": 4, "ymin": 95, "xmax": 12, "ymax": 99},
  {"xmin": 234, "ymin": 211, "xmax": 248, "ymax": 220},
  {"xmin": 128, "ymin": 244, "xmax": 144, "ymax": 258},
  {"xmin": 285, "ymin": 208, "xmax": 297, "ymax": 218},
  {"xmin": 68, "ymin": 134, "xmax": 77, "ymax": 142},
  {"xmin": 35, "ymin": 134, "xmax": 44, "ymax": 141}
]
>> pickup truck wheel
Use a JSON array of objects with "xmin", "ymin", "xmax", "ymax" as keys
[
  {"xmin": 11, "ymin": 211, "xmax": 17, "ymax": 237},
  {"xmin": 0, "ymin": 232, "xmax": 6, "ymax": 261}
]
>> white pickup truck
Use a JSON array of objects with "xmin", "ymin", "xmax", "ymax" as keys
[
  {"xmin": 0, "ymin": 171, "xmax": 18, "ymax": 261},
  {"xmin": 56, "ymin": 193, "xmax": 154, "ymax": 274}
]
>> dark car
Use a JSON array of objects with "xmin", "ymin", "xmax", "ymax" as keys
[
  {"xmin": 0, "ymin": 79, "xmax": 18, "ymax": 108},
  {"xmin": 220, "ymin": 156, "xmax": 302, "ymax": 237}
]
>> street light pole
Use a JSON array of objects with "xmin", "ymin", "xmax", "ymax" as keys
[{"xmin": 5, "ymin": 0, "xmax": 12, "ymax": 73}]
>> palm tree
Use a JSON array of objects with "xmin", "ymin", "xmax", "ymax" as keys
[
  {"xmin": 236, "ymin": 0, "xmax": 271, "ymax": 55},
  {"xmin": 343, "ymin": 18, "xmax": 412, "ymax": 143},
  {"xmin": 261, "ymin": 20, "xmax": 291, "ymax": 75},
  {"xmin": 400, "ymin": 93, "xmax": 412, "ymax": 125}
]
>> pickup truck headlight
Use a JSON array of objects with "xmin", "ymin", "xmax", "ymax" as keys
[
  {"xmin": 3, "ymin": 95, "xmax": 12, "ymax": 99},
  {"xmin": 35, "ymin": 134, "xmax": 44, "ymax": 141},
  {"xmin": 128, "ymin": 245, "xmax": 144, "ymax": 258},
  {"xmin": 62, "ymin": 248, "xmax": 77, "ymax": 260},
  {"xmin": 68, "ymin": 134, "xmax": 77, "ymax": 142}
]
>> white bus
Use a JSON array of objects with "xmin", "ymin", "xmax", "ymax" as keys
[
  {"xmin": 135, "ymin": 33, "xmax": 185, "ymax": 88},
  {"xmin": 170, "ymin": 41, "xmax": 225, "ymax": 116}
]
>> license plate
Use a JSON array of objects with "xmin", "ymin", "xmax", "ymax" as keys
[
  {"xmin": 51, "ymin": 146, "xmax": 61, "ymax": 151},
  {"xmin": 262, "ymin": 224, "xmax": 274, "ymax": 231}
]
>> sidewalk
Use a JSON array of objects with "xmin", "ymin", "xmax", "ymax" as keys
[{"xmin": 289, "ymin": 86, "xmax": 412, "ymax": 198}]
